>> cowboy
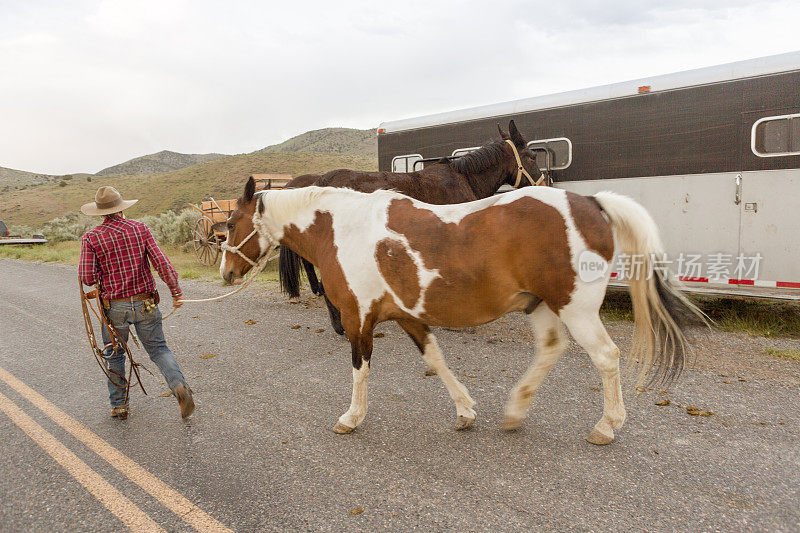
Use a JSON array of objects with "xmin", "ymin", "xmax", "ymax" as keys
[{"xmin": 78, "ymin": 186, "xmax": 194, "ymax": 420}]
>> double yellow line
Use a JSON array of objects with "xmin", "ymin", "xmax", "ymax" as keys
[{"xmin": 0, "ymin": 366, "xmax": 233, "ymax": 532}]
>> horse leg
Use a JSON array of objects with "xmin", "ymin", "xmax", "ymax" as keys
[
  {"xmin": 332, "ymin": 332, "xmax": 373, "ymax": 434},
  {"xmin": 503, "ymin": 305, "xmax": 567, "ymax": 430},
  {"xmin": 302, "ymin": 258, "xmax": 321, "ymax": 295},
  {"xmin": 560, "ymin": 311, "xmax": 626, "ymax": 445},
  {"xmin": 322, "ymin": 290, "xmax": 345, "ymax": 336},
  {"xmin": 398, "ymin": 319, "xmax": 476, "ymax": 430}
]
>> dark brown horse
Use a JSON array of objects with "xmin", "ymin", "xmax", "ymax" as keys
[
  {"xmin": 220, "ymin": 177, "xmax": 705, "ymax": 445},
  {"xmin": 277, "ymin": 120, "xmax": 541, "ymax": 334}
]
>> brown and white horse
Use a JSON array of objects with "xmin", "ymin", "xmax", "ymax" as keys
[{"xmin": 221, "ymin": 177, "xmax": 703, "ymax": 444}]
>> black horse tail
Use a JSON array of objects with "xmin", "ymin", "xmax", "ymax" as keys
[
  {"xmin": 303, "ymin": 258, "xmax": 322, "ymax": 295},
  {"xmin": 279, "ymin": 246, "xmax": 303, "ymax": 298}
]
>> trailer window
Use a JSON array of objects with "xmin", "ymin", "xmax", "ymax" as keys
[
  {"xmin": 526, "ymin": 137, "xmax": 572, "ymax": 170},
  {"xmin": 391, "ymin": 154, "xmax": 423, "ymax": 173},
  {"xmin": 751, "ymin": 113, "xmax": 800, "ymax": 157},
  {"xmin": 451, "ymin": 147, "xmax": 481, "ymax": 158}
]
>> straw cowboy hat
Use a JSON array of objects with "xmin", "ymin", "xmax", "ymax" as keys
[{"xmin": 81, "ymin": 186, "xmax": 138, "ymax": 216}]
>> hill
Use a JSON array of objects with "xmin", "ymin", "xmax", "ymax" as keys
[
  {"xmin": 0, "ymin": 151, "xmax": 377, "ymax": 227},
  {"xmin": 260, "ymin": 128, "xmax": 376, "ymax": 157},
  {"xmin": 0, "ymin": 167, "xmax": 66, "ymax": 191},
  {"xmin": 95, "ymin": 150, "xmax": 226, "ymax": 176}
]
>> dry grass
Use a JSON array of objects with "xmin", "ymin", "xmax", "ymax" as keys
[
  {"xmin": 0, "ymin": 151, "xmax": 377, "ymax": 227},
  {"xmin": 0, "ymin": 241, "xmax": 279, "ymax": 283},
  {"xmin": 601, "ymin": 289, "xmax": 800, "ymax": 338},
  {"xmin": 765, "ymin": 347, "xmax": 800, "ymax": 361}
]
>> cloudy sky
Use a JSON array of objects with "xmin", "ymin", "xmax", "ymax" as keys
[{"xmin": 1, "ymin": 0, "xmax": 798, "ymax": 175}]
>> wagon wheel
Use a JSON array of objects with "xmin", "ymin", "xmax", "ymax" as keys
[{"xmin": 192, "ymin": 216, "xmax": 220, "ymax": 266}]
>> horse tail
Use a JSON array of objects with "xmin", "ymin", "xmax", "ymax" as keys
[
  {"xmin": 279, "ymin": 246, "xmax": 303, "ymax": 298},
  {"xmin": 593, "ymin": 191, "xmax": 708, "ymax": 385},
  {"xmin": 303, "ymin": 258, "xmax": 322, "ymax": 295}
]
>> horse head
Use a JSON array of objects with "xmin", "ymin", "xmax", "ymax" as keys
[
  {"xmin": 220, "ymin": 176, "xmax": 274, "ymax": 284},
  {"xmin": 498, "ymin": 119, "xmax": 539, "ymax": 188}
]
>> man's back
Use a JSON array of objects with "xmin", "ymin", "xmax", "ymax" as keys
[{"xmin": 79, "ymin": 215, "xmax": 180, "ymax": 300}]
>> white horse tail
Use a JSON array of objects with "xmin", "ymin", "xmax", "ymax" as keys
[{"xmin": 593, "ymin": 191, "xmax": 707, "ymax": 385}]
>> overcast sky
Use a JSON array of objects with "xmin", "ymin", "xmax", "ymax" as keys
[{"xmin": 1, "ymin": 1, "xmax": 798, "ymax": 175}]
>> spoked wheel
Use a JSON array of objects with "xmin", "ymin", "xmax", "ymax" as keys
[{"xmin": 192, "ymin": 216, "xmax": 220, "ymax": 266}]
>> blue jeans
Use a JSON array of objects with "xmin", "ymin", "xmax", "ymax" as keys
[{"xmin": 101, "ymin": 300, "xmax": 187, "ymax": 407}]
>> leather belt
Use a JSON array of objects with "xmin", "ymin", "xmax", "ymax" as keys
[{"xmin": 105, "ymin": 292, "xmax": 152, "ymax": 304}]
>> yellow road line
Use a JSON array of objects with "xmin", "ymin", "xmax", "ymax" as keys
[
  {"xmin": 0, "ymin": 390, "xmax": 165, "ymax": 533},
  {"xmin": 0, "ymin": 366, "xmax": 233, "ymax": 533}
]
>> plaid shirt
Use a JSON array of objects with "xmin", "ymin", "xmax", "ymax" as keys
[{"xmin": 79, "ymin": 215, "xmax": 182, "ymax": 299}]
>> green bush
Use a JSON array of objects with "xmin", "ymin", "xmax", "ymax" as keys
[
  {"xmin": 39, "ymin": 214, "xmax": 96, "ymax": 242},
  {"xmin": 137, "ymin": 208, "xmax": 200, "ymax": 246},
  {"xmin": 58, "ymin": 180, "xmax": 67, "ymax": 187}
]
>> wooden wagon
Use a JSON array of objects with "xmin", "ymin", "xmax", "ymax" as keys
[{"xmin": 186, "ymin": 174, "xmax": 292, "ymax": 266}]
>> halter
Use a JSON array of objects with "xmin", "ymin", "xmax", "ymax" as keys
[
  {"xmin": 220, "ymin": 227, "xmax": 263, "ymax": 267},
  {"xmin": 505, "ymin": 139, "xmax": 546, "ymax": 188}
]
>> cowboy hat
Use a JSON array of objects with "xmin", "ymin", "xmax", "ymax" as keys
[{"xmin": 80, "ymin": 186, "xmax": 138, "ymax": 216}]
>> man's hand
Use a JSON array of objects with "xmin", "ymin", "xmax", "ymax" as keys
[{"xmin": 173, "ymin": 296, "xmax": 183, "ymax": 309}]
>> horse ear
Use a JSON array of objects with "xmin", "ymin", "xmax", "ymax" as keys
[
  {"xmin": 509, "ymin": 119, "xmax": 526, "ymax": 147},
  {"xmin": 244, "ymin": 176, "xmax": 256, "ymax": 202},
  {"xmin": 497, "ymin": 123, "xmax": 510, "ymax": 140}
]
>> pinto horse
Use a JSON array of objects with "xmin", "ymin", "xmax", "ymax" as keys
[
  {"xmin": 276, "ymin": 120, "xmax": 541, "ymax": 335},
  {"xmin": 221, "ymin": 177, "xmax": 704, "ymax": 445}
]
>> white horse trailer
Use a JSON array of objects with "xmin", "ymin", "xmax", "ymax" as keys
[{"xmin": 377, "ymin": 52, "xmax": 800, "ymax": 300}]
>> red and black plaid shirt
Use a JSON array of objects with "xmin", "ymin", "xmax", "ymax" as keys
[{"xmin": 79, "ymin": 215, "xmax": 182, "ymax": 299}]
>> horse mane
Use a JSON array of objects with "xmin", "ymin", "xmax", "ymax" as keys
[{"xmin": 449, "ymin": 141, "xmax": 508, "ymax": 176}]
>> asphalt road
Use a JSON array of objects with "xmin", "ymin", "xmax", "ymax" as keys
[{"xmin": 1, "ymin": 258, "xmax": 798, "ymax": 532}]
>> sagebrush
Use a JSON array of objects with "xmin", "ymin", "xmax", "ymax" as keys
[{"xmin": 28, "ymin": 209, "xmax": 200, "ymax": 245}]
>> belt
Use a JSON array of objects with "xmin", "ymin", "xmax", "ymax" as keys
[{"xmin": 105, "ymin": 292, "xmax": 152, "ymax": 304}]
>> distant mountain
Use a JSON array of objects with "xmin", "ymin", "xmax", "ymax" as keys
[
  {"xmin": 0, "ymin": 166, "xmax": 60, "ymax": 190},
  {"xmin": 94, "ymin": 150, "xmax": 226, "ymax": 176},
  {"xmin": 259, "ymin": 128, "xmax": 376, "ymax": 157}
]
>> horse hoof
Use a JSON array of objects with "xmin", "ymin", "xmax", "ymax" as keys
[
  {"xmin": 333, "ymin": 422, "xmax": 355, "ymax": 434},
  {"xmin": 586, "ymin": 429, "xmax": 614, "ymax": 445},
  {"xmin": 455, "ymin": 415, "xmax": 475, "ymax": 430},
  {"xmin": 502, "ymin": 416, "xmax": 523, "ymax": 431}
]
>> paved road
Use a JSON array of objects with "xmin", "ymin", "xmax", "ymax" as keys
[{"xmin": 1, "ymin": 258, "xmax": 798, "ymax": 532}]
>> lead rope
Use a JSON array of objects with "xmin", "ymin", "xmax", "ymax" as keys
[{"xmin": 161, "ymin": 248, "xmax": 278, "ymax": 321}]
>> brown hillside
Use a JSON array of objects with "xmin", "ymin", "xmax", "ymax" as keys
[{"xmin": 0, "ymin": 151, "xmax": 376, "ymax": 227}]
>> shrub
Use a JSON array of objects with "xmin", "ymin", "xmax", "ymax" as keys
[
  {"xmin": 87, "ymin": 177, "xmax": 92, "ymax": 182},
  {"xmin": 137, "ymin": 208, "xmax": 200, "ymax": 246},
  {"xmin": 38, "ymin": 214, "xmax": 97, "ymax": 242},
  {"xmin": 58, "ymin": 180, "xmax": 67, "ymax": 187}
]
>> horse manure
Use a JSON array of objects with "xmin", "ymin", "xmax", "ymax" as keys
[
  {"xmin": 315, "ymin": 329, "xmax": 325, "ymax": 333},
  {"xmin": 244, "ymin": 319, "xmax": 257, "ymax": 325},
  {"xmin": 281, "ymin": 439, "xmax": 289, "ymax": 444},
  {"xmin": 374, "ymin": 333, "xmax": 385, "ymax": 338},
  {"xmin": 590, "ymin": 387, "xmax": 601, "ymax": 391},
  {"xmin": 290, "ymin": 325, "xmax": 301, "ymax": 329},
  {"xmin": 635, "ymin": 386, "xmax": 646, "ymax": 392},
  {"xmin": 424, "ymin": 369, "xmax": 437, "ymax": 376},
  {"xmin": 160, "ymin": 391, "xmax": 173, "ymax": 397},
  {"xmin": 199, "ymin": 353, "xmax": 217, "ymax": 359},
  {"xmin": 722, "ymin": 380, "xmax": 732, "ymax": 384},
  {"xmin": 348, "ymin": 508, "xmax": 364, "ymax": 515},
  {"xmin": 655, "ymin": 399, "xmax": 671, "ymax": 406},
  {"xmin": 686, "ymin": 406, "xmax": 713, "ymax": 417}
]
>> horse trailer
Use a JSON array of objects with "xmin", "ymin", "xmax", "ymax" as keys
[{"xmin": 377, "ymin": 51, "xmax": 800, "ymax": 300}]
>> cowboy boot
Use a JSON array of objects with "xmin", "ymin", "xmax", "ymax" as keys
[{"xmin": 174, "ymin": 385, "xmax": 195, "ymax": 419}]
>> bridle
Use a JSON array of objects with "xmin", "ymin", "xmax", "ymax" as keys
[
  {"xmin": 220, "ymin": 226, "xmax": 263, "ymax": 267},
  {"xmin": 505, "ymin": 139, "xmax": 546, "ymax": 188}
]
